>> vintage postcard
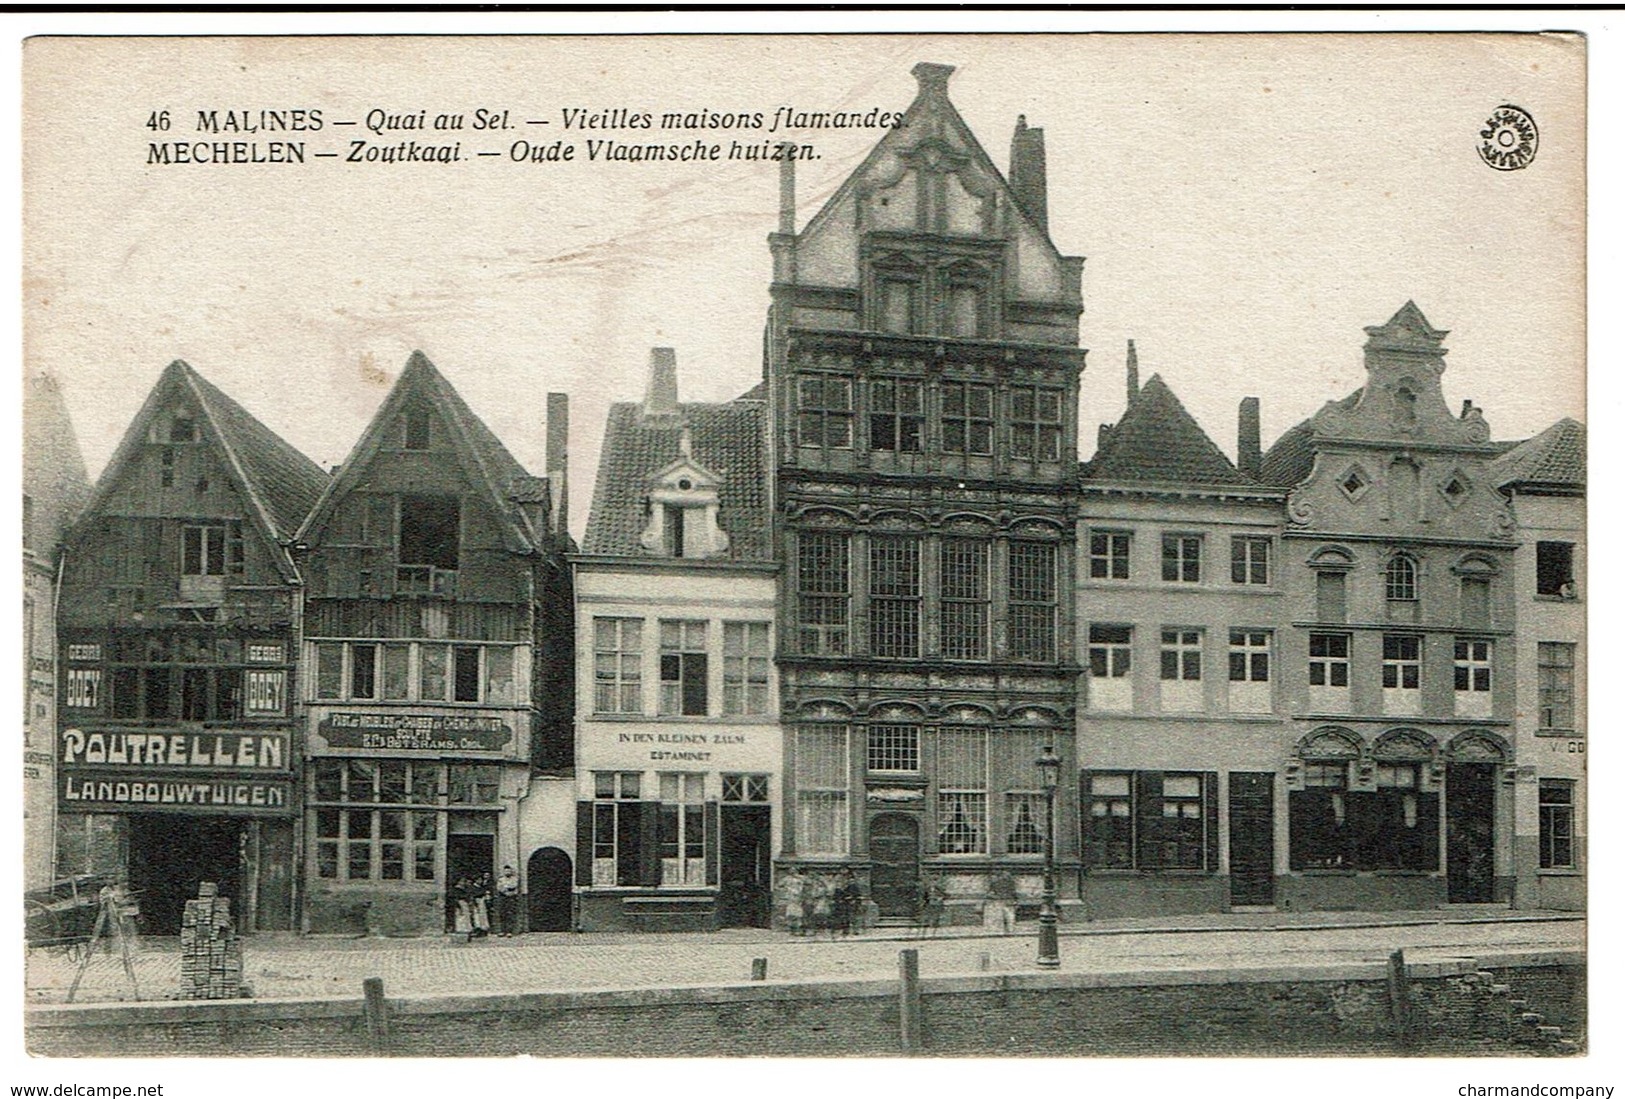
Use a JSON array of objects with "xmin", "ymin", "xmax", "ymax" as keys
[{"xmin": 18, "ymin": 28, "xmax": 1589, "ymax": 1075}]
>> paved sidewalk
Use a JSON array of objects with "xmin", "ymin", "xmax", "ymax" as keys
[{"xmin": 26, "ymin": 907, "xmax": 1583, "ymax": 1006}]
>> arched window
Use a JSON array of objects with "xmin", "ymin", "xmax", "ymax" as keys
[{"xmin": 1385, "ymin": 555, "xmax": 1418, "ymax": 603}]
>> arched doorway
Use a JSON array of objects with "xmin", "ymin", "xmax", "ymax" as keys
[
  {"xmin": 526, "ymin": 847, "xmax": 573, "ymax": 932},
  {"xmin": 869, "ymin": 814, "xmax": 920, "ymax": 919}
]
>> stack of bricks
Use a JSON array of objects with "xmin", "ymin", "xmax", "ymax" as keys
[{"xmin": 177, "ymin": 882, "xmax": 244, "ymax": 1000}]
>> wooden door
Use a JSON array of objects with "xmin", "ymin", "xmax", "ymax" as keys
[
  {"xmin": 526, "ymin": 846, "xmax": 573, "ymax": 931},
  {"xmin": 1227, "ymin": 772, "xmax": 1275, "ymax": 906},
  {"xmin": 868, "ymin": 813, "xmax": 920, "ymax": 919},
  {"xmin": 1447, "ymin": 763, "xmax": 1496, "ymax": 902},
  {"xmin": 719, "ymin": 805, "xmax": 772, "ymax": 927}
]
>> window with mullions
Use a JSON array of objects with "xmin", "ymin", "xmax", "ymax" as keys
[
  {"xmin": 1159, "ymin": 629, "xmax": 1203, "ymax": 711},
  {"xmin": 1308, "ymin": 633, "xmax": 1351, "ymax": 711},
  {"xmin": 1088, "ymin": 624, "xmax": 1133, "ymax": 712},
  {"xmin": 312, "ymin": 640, "xmax": 512, "ymax": 705},
  {"xmin": 312, "ymin": 759, "xmax": 440, "ymax": 883},
  {"xmin": 797, "ymin": 531, "xmax": 850, "ymax": 655},
  {"xmin": 1289, "ymin": 761, "xmax": 1351, "ymax": 869},
  {"xmin": 869, "ymin": 378, "xmax": 923, "ymax": 453},
  {"xmin": 1230, "ymin": 536, "xmax": 1270, "ymax": 585},
  {"xmin": 1540, "ymin": 779, "xmax": 1575, "ymax": 869},
  {"xmin": 866, "ymin": 724, "xmax": 920, "ymax": 774},
  {"xmin": 181, "ymin": 522, "xmax": 244, "ymax": 577},
  {"xmin": 1089, "ymin": 531, "xmax": 1130, "ymax": 580},
  {"xmin": 722, "ymin": 773, "xmax": 770, "ymax": 803},
  {"xmin": 659, "ymin": 620, "xmax": 708, "ymax": 716},
  {"xmin": 594, "ymin": 618, "xmax": 643, "ymax": 715},
  {"xmin": 1454, "ymin": 639, "xmax": 1492, "ymax": 718},
  {"xmin": 1010, "ymin": 387, "xmax": 1064, "ymax": 461},
  {"xmin": 869, "ymin": 536, "xmax": 921, "ymax": 658},
  {"xmin": 797, "ymin": 375, "xmax": 853, "ymax": 449},
  {"xmin": 1382, "ymin": 635, "xmax": 1421, "ymax": 715},
  {"xmin": 940, "ymin": 539, "xmax": 989, "ymax": 660},
  {"xmin": 941, "ymin": 382, "xmax": 993, "ymax": 456},
  {"xmin": 398, "ymin": 495, "xmax": 460, "ymax": 594},
  {"xmin": 1385, "ymin": 555, "xmax": 1418, "ymax": 603},
  {"xmin": 592, "ymin": 771, "xmax": 643, "ymax": 887},
  {"xmin": 1162, "ymin": 535, "xmax": 1201, "ymax": 583},
  {"xmin": 1083, "ymin": 773, "xmax": 1134, "ymax": 869},
  {"xmin": 1538, "ymin": 642, "xmax": 1575, "ymax": 732},
  {"xmin": 658, "ymin": 773, "xmax": 707, "ymax": 886},
  {"xmin": 1370, "ymin": 763, "xmax": 1437, "ymax": 871},
  {"xmin": 722, "ymin": 622, "xmax": 770, "ymax": 715},
  {"xmin": 796, "ymin": 726, "xmax": 849, "ymax": 856},
  {"xmin": 1155, "ymin": 774, "xmax": 1207, "ymax": 870},
  {"xmin": 937, "ymin": 728, "xmax": 988, "ymax": 855},
  {"xmin": 1003, "ymin": 731, "xmax": 1051, "ymax": 856},
  {"xmin": 1536, "ymin": 542, "xmax": 1575, "ymax": 598},
  {"xmin": 1228, "ymin": 630, "xmax": 1271, "ymax": 713},
  {"xmin": 99, "ymin": 631, "xmax": 285, "ymax": 722},
  {"xmin": 1008, "ymin": 542, "xmax": 1057, "ymax": 662}
]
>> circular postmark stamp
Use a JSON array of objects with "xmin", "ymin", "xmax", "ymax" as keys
[{"xmin": 1477, "ymin": 104, "xmax": 1538, "ymax": 171}]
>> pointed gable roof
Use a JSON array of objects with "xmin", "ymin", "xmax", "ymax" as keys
[
  {"xmin": 799, "ymin": 62, "xmax": 1066, "ymax": 261},
  {"xmin": 1084, "ymin": 374, "xmax": 1254, "ymax": 488},
  {"xmin": 24, "ymin": 372, "xmax": 92, "ymax": 556},
  {"xmin": 77, "ymin": 360, "xmax": 326, "ymax": 580},
  {"xmin": 297, "ymin": 351, "xmax": 543, "ymax": 553},
  {"xmin": 1258, "ymin": 388, "xmax": 1363, "ymax": 488},
  {"xmin": 583, "ymin": 400, "xmax": 769, "ymax": 560},
  {"xmin": 1495, "ymin": 417, "xmax": 1585, "ymax": 491}
]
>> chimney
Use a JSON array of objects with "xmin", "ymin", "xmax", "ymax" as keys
[
  {"xmin": 778, "ymin": 143, "xmax": 796, "ymax": 235},
  {"xmin": 1008, "ymin": 115, "xmax": 1049, "ymax": 233},
  {"xmin": 643, "ymin": 347, "xmax": 679, "ymax": 420},
  {"xmin": 911, "ymin": 62, "xmax": 955, "ymax": 100},
  {"xmin": 1461, "ymin": 399, "xmax": 1474, "ymax": 418},
  {"xmin": 1126, "ymin": 340, "xmax": 1140, "ymax": 404},
  {"xmin": 1238, "ymin": 397, "xmax": 1262, "ymax": 479},
  {"xmin": 1097, "ymin": 423, "xmax": 1112, "ymax": 452},
  {"xmin": 545, "ymin": 391, "xmax": 569, "ymax": 538}
]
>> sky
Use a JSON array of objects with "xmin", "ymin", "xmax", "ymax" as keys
[{"xmin": 23, "ymin": 34, "xmax": 1585, "ymax": 539}]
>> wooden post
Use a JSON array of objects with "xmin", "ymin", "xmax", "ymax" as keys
[
  {"xmin": 899, "ymin": 948, "xmax": 922, "ymax": 1053},
  {"xmin": 363, "ymin": 976, "xmax": 390, "ymax": 1050},
  {"xmin": 751, "ymin": 957, "xmax": 768, "ymax": 981},
  {"xmin": 1387, "ymin": 948, "xmax": 1413, "ymax": 1046}
]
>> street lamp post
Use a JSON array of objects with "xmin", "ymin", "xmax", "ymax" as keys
[{"xmin": 1035, "ymin": 743, "xmax": 1062, "ymax": 969}]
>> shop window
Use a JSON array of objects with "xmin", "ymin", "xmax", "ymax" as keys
[
  {"xmin": 1002, "ymin": 731, "xmax": 1050, "ymax": 856},
  {"xmin": 796, "ymin": 726, "xmax": 849, "ymax": 856},
  {"xmin": 1161, "ymin": 534, "xmax": 1201, "ymax": 583},
  {"xmin": 1289, "ymin": 761, "xmax": 1351, "ymax": 869},
  {"xmin": 1089, "ymin": 531, "xmax": 1130, "ymax": 581},
  {"xmin": 1159, "ymin": 628, "xmax": 1203, "ymax": 712},
  {"xmin": 1367, "ymin": 763, "xmax": 1437, "ymax": 871},
  {"xmin": 937, "ymin": 728, "xmax": 988, "ymax": 855},
  {"xmin": 449, "ymin": 764, "xmax": 500, "ymax": 805},
  {"xmin": 1008, "ymin": 541, "xmax": 1057, "ymax": 662},
  {"xmin": 940, "ymin": 539, "xmax": 988, "ymax": 660},
  {"xmin": 941, "ymin": 381, "xmax": 993, "ymax": 456},
  {"xmin": 398, "ymin": 494, "xmax": 459, "ymax": 594},
  {"xmin": 54, "ymin": 814, "xmax": 122, "ymax": 880},
  {"xmin": 658, "ymin": 772, "xmax": 707, "ymax": 886},
  {"xmin": 869, "ymin": 378, "xmax": 923, "ymax": 453},
  {"xmin": 1454, "ymin": 639, "xmax": 1493, "ymax": 719},
  {"xmin": 722, "ymin": 622, "xmax": 770, "ymax": 715},
  {"xmin": 659, "ymin": 620, "xmax": 708, "ymax": 716},
  {"xmin": 1087, "ymin": 624, "xmax": 1132, "ymax": 712},
  {"xmin": 869, "ymin": 536, "xmax": 921, "ymax": 658},
  {"xmin": 592, "ymin": 771, "xmax": 644, "ymax": 887},
  {"xmin": 1539, "ymin": 780, "xmax": 1575, "ymax": 869},
  {"xmin": 1083, "ymin": 770, "xmax": 1216, "ymax": 871},
  {"xmin": 1231, "ymin": 536, "xmax": 1270, "ymax": 585},
  {"xmin": 594, "ymin": 617, "xmax": 644, "ymax": 715},
  {"xmin": 797, "ymin": 375, "xmax": 853, "ymax": 449},
  {"xmin": 1010, "ymin": 386, "xmax": 1063, "ymax": 461},
  {"xmin": 1538, "ymin": 642, "xmax": 1576, "ymax": 733},
  {"xmin": 1382, "ymin": 635, "xmax": 1422, "ymax": 716},
  {"xmin": 1536, "ymin": 542, "xmax": 1576, "ymax": 599},
  {"xmin": 311, "ymin": 759, "xmax": 440, "ymax": 883},
  {"xmin": 797, "ymin": 531, "xmax": 849, "ymax": 655},
  {"xmin": 1227, "ymin": 630, "xmax": 1271, "ymax": 713},
  {"xmin": 1308, "ymin": 633, "xmax": 1351, "ymax": 712}
]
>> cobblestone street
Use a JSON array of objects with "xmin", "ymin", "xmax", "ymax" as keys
[{"xmin": 26, "ymin": 910, "xmax": 1583, "ymax": 1006}]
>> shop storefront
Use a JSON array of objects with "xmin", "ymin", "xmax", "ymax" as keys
[
  {"xmin": 55, "ymin": 726, "xmax": 296, "ymax": 933},
  {"xmin": 303, "ymin": 704, "xmax": 530, "ymax": 936}
]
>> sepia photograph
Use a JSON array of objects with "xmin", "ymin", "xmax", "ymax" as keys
[{"xmin": 13, "ymin": 21, "xmax": 1600, "ymax": 1078}]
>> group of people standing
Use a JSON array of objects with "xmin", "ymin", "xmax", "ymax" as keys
[
  {"xmin": 776, "ymin": 868, "xmax": 865, "ymax": 938},
  {"xmin": 451, "ymin": 865, "xmax": 522, "ymax": 938}
]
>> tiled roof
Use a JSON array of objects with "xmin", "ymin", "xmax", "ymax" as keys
[
  {"xmin": 583, "ymin": 400, "xmax": 770, "ymax": 560},
  {"xmin": 1258, "ymin": 389, "xmax": 1362, "ymax": 488},
  {"xmin": 182, "ymin": 363, "xmax": 329, "ymax": 539},
  {"xmin": 1084, "ymin": 374, "xmax": 1254, "ymax": 488},
  {"xmin": 23, "ymin": 372, "xmax": 92, "ymax": 554},
  {"xmin": 1494, "ymin": 417, "xmax": 1585, "ymax": 490}
]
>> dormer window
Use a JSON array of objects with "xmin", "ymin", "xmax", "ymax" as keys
[
  {"xmin": 640, "ymin": 441, "xmax": 729, "ymax": 560},
  {"xmin": 170, "ymin": 416, "xmax": 198, "ymax": 443},
  {"xmin": 665, "ymin": 504, "xmax": 687, "ymax": 557}
]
